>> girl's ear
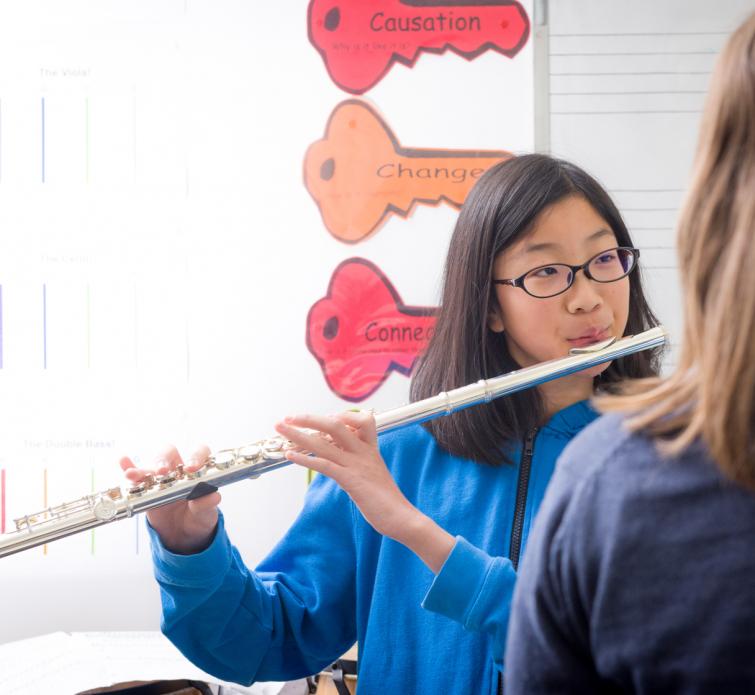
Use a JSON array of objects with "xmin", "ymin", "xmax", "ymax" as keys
[{"xmin": 487, "ymin": 305, "xmax": 505, "ymax": 333}]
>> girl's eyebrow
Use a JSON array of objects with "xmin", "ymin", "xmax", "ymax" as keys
[{"xmin": 519, "ymin": 228, "xmax": 614, "ymax": 256}]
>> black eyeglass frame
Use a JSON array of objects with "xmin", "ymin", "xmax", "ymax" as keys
[{"xmin": 493, "ymin": 246, "xmax": 641, "ymax": 299}]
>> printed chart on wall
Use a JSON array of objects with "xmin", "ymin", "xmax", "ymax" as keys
[
  {"xmin": 546, "ymin": 0, "xmax": 754, "ymax": 368},
  {"xmin": 0, "ymin": 0, "xmax": 535, "ymax": 642}
]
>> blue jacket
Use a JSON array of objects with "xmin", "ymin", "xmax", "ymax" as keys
[{"xmin": 149, "ymin": 400, "xmax": 598, "ymax": 694}]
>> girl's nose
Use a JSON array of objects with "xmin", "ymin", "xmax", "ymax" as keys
[{"xmin": 565, "ymin": 272, "xmax": 603, "ymax": 314}]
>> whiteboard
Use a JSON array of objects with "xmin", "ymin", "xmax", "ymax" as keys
[
  {"xmin": 0, "ymin": 0, "xmax": 535, "ymax": 645},
  {"xmin": 544, "ymin": 0, "xmax": 754, "ymax": 367},
  {"xmin": 2, "ymin": 0, "xmax": 749, "ymax": 656}
]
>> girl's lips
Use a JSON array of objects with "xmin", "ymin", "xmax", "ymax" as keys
[{"xmin": 567, "ymin": 327, "xmax": 611, "ymax": 348}]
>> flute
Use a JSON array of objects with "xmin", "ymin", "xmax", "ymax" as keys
[{"xmin": 0, "ymin": 326, "xmax": 666, "ymax": 559}]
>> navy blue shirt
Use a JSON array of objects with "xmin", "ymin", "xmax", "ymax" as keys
[{"xmin": 505, "ymin": 413, "xmax": 755, "ymax": 694}]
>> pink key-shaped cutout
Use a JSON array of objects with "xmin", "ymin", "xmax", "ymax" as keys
[
  {"xmin": 307, "ymin": 258, "xmax": 437, "ymax": 401},
  {"xmin": 308, "ymin": 0, "xmax": 530, "ymax": 94}
]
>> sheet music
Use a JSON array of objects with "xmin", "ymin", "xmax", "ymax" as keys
[
  {"xmin": 0, "ymin": 632, "xmax": 86, "ymax": 694},
  {"xmin": 547, "ymin": 0, "xmax": 753, "ymax": 365},
  {"xmin": 0, "ymin": 631, "xmax": 283, "ymax": 695}
]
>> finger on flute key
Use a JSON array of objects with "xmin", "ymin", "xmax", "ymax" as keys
[{"xmin": 186, "ymin": 445, "xmax": 211, "ymax": 474}]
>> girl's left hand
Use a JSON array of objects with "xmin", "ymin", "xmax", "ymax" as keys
[{"xmin": 274, "ymin": 411, "xmax": 419, "ymax": 541}]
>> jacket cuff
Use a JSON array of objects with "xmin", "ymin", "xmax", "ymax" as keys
[
  {"xmin": 421, "ymin": 535, "xmax": 496, "ymax": 628},
  {"xmin": 149, "ymin": 510, "xmax": 233, "ymax": 588}
]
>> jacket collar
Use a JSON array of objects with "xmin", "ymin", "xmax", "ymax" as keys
[{"xmin": 540, "ymin": 399, "xmax": 599, "ymax": 438}]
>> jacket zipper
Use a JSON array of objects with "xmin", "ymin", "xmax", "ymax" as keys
[
  {"xmin": 509, "ymin": 427, "xmax": 537, "ymax": 571},
  {"xmin": 498, "ymin": 428, "xmax": 538, "ymax": 695}
]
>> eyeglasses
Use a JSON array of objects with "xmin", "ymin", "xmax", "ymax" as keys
[{"xmin": 493, "ymin": 247, "xmax": 640, "ymax": 299}]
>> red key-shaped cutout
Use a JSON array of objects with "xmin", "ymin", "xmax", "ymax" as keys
[
  {"xmin": 308, "ymin": 0, "xmax": 530, "ymax": 94},
  {"xmin": 304, "ymin": 99, "xmax": 512, "ymax": 242},
  {"xmin": 307, "ymin": 258, "xmax": 437, "ymax": 401}
]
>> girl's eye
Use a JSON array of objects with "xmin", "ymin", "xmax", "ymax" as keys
[
  {"xmin": 595, "ymin": 252, "xmax": 617, "ymax": 264},
  {"xmin": 533, "ymin": 266, "xmax": 560, "ymax": 278}
]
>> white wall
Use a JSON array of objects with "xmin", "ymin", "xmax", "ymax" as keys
[
  {"xmin": 0, "ymin": 0, "xmax": 534, "ymax": 642},
  {"xmin": 2, "ymin": 0, "xmax": 751, "ymax": 647},
  {"xmin": 546, "ymin": 0, "xmax": 754, "ymax": 365}
]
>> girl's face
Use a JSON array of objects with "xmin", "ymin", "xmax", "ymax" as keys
[{"xmin": 489, "ymin": 194, "xmax": 631, "ymax": 383}]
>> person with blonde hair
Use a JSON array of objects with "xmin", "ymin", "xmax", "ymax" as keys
[{"xmin": 505, "ymin": 11, "xmax": 755, "ymax": 693}]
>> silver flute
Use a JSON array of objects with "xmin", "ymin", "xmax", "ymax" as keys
[{"xmin": 0, "ymin": 326, "xmax": 666, "ymax": 558}]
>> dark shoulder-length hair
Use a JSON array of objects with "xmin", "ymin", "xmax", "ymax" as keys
[{"xmin": 410, "ymin": 154, "xmax": 662, "ymax": 465}]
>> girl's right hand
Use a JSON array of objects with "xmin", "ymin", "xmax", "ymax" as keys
[{"xmin": 119, "ymin": 445, "xmax": 221, "ymax": 555}]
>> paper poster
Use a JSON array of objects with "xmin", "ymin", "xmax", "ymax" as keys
[
  {"xmin": 308, "ymin": 0, "xmax": 530, "ymax": 93},
  {"xmin": 307, "ymin": 258, "xmax": 437, "ymax": 401},
  {"xmin": 304, "ymin": 99, "xmax": 512, "ymax": 242}
]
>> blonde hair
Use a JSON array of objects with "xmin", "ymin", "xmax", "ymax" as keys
[{"xmin": 597, "ymin": 12, "xmax": 755, "ymax": 488}]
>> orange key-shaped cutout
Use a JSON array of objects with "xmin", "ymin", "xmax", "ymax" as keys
[{"xmin": 304, "ymin": 99, "xmax": 512, "ymax": 243}]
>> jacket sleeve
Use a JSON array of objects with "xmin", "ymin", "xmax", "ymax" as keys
[
  {"xmin": 149, "ymin": 473, "xmax": 358, "ymax": 685},
  {"xmin": 421, "ymin": 536, "xmax": 518, "ymax": 670}
]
